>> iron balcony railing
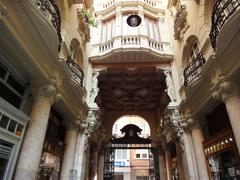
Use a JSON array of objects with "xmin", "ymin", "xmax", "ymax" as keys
[
  {"xmin": 210, "ymin": 0, "xmax": 240, "ymax": 50},
  {"xmin": 35, "ymin": 0, "xmax": 62, "ymax": 51},
  {"xmin": 183, "ymin": 53, "xmax": 206, "ymax": 87},
  {"xmin": 66, "ymin": 56, "xmax": 84, "ymax": 87}
]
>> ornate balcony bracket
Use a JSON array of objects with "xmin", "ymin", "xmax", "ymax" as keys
[
  {"xmin": 210, "ymin": 0, "xmax": 240, "ymax": 50},
  {"xmin": 66, "ymin": 56, "xmax": 84, "ymax": 87},
  {"xmin": 35, "ymin": 0, "xmax": 62, "ymax": 51},
  {"xmin": 174, "ymin": 4, "xmax": 189, "ymax": 40},
  {"xmin": 183, "ymin": 53, "xmax": 206, "ymax": 87}
]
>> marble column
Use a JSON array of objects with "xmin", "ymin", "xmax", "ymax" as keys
[
  {"xmin": 213, "ymin": 80, "xmax": 240, "ymax": 152},
  {"xmin": 158, "ymin": 150, "xmax": 167, "ymax": 180},
  {"xmin": 182, "ymin": 130, "xmax": 199, "ymax": 180},
  {"xmin": 91, "ymin": 147, "xmax": 99, "ymax": 180},
  {"xmin": 74, "ymin": 130, "xmax": 88, "ymax": 180},
  {"xmin": 14, "ymin": 84, "xmax": 56, "ymax": 180},
  {"xmin": 60, "ymin": 122, "xmax": 78, "ymax": 180},
  {"xmin": 176, "ymin": 142, "xmax": 185, "ymax": 180},
  {"xmin": 97, "ymin": 149, "xmax": 105, "ymax": 180},
  {"xmin": 165, "ymin": 147, "xmax": 172, "ymax": 180},
  {"xmin": 191, "ymin": 121, "xmax": 209, "ymax": 180}
]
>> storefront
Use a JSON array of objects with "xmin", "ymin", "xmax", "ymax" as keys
[
  {"xmin": 203, "ymin": 128, "xmax": 240, "ymax": 179},
  {"xmin": 38, "ymin": 109, "xmax": 65, "ymax": 180},
  {"xmin": 204, "ymin": 103, "xmax": 240, "ymax": 180}
]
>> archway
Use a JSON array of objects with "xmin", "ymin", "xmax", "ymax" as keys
[{"xmin": 103, "ymin": 115, "xmax": 160, "ymax": 180}]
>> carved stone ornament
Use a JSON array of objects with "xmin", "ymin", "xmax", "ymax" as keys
[
  {"xmin": 163, "ymin": 107, "xmax": 185, "ymax": 151},
  {"xmin": 30, "ymin": 84, "xmax": 57, "ymax": 104},
  {"xmin": 80, "ymin": 117, "xmax": 101, "ymax": 151},
  {"xmin": 174, "ymin": 4, "xmax": 189, "ymax": 40},
  {"xmin": 212, "ymin": 77, "xmax": 240, "ymax": 102}
]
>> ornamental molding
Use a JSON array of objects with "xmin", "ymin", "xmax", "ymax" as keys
[{"xmin": 174, "ymin": 4, "xmax": 189, "ymax": 40}]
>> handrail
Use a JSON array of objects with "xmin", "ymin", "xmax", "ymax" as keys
[
  {"xmin": 183, "ymin": 53, "xmax": 206, "ymax": 87},
  {"xmin": 66, "ymin": 56, "xmax": 84, "ymax": 87},
  {"xmin": 209, "ymin": 0, "xmax": 240, "ymax": 50},
  {"xmin": 35, "ymin": 0, "xmax": 62, "ymax": 51}
]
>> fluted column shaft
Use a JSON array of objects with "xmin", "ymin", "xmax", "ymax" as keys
[{"xmin": 14, "ymin": 84, "xmax": 56, "ymax": 180}]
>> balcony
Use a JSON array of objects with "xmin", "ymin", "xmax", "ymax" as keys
[
  {"xmin": 90, "ymin": 35, "xmax": 172, "ymax": 64},
  {"xmin": 66, "ymin": 56, "xmax": 84, "ymax": 87},
  {"xmin": 210, "ymin": 0, "xmax": 240, "ymax": 50},
  {"xmin": 97, "ymin": 0, "xmax": 162, "ymax": 12},
  {"xmin": 183, "ymin": 53, "xmax": 206, "ymax": 87},
  {"xmin": 34, "ymin": 0, "xmax": 62, "ymax": 51}
]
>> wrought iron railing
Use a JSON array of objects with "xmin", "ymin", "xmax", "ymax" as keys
[
  {"xmin": 210, "ymin": 0, "xmax": 240, "ymax": 50},
  {"xmin": 183, "ymin": 53, "xmax": 206, "ymax": 87},
  {"xmin": 66, "ymin": 56, "xmax": 84, "ymax": 87},
  {"xmin": 35, "ymin": 0, "xmax": 62, "ymax": 51}
]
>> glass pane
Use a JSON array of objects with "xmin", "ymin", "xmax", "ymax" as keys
[
  {"xmin": 7, "ymin": 120, "xmax": 17, "ymax": 133},
  {"xmin": 7, "ymin": 75, "xmax": 25, "ymax": 95},
  {"xmin": 0, "ymin": 115, "xmax": 10, "ymax": 129},
  {"xmin": 0, "ymin": 63, "xmax": 7, "ymax": 79},
  {"xmin": 0, "ymin": 82, "xmax": 22, "ymax": 108},
  {"xmin": 15, "ymin": 124, "xmax": 24, "ymax": 136}
]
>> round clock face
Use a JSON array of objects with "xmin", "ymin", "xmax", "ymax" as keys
[{"xmin": 127, "ymin": 15, "xmax": 142, "ymax": 27}]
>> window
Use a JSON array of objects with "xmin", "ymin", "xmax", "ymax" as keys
[
  {"xmin": 136, "ymin": 154, "xmax": 141, "ymax": 158},
  {"xmin": 101, "ymin": 17, "xmax": 116, "ymax": 43},
  {"xmin": 190, "ymin": 43, "xmax": 199, "ymax": 62},
  {"xmin": 0, "ymin": 59, "xmax": 26, "ymax": 109},
  {"xmin": 0, "ymin": 112, "xmax": 25, "ymax": 137},
  {"xmin": 115, "ymin": 149, "xmax": 128, "ymax": 160},
  {"xmin": 135, "ymin": 149, "xmax": 149, "ymax": 159}
]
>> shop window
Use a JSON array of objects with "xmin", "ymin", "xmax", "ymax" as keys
[
  {"xmin": 0, "ymin": 112, "xmax": 24, "ymax": 137},
  {"xmin": 0, "ymin": 60, "xmax": 26, "ymax": 109},
  {"xmin": 0, "ymin": 82, "xmax": 22, "ymax": 108},
  {"xmin": 0, "ymin": 115, "xmax": 10, "ymax": 129},
  {"xmin": 7, "ymin": 75, "xmax": 25, "ymax": 95},
  {"xmin": 7, "ymin": 120, "xmax": 17, "ymax": 133}
]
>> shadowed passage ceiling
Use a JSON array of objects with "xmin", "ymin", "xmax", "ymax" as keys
[{"xmin": 95, "ymin": 67, "xmax": 170, "ymax": 111}]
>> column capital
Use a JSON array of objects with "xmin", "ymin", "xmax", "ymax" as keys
[
  {"xmin": 212, "ymin": 77, "xmax": 240, "ymax": 102},
  {"xmin": 29, "ymin": 83, "xmax": 57, "ymax": 104}
]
